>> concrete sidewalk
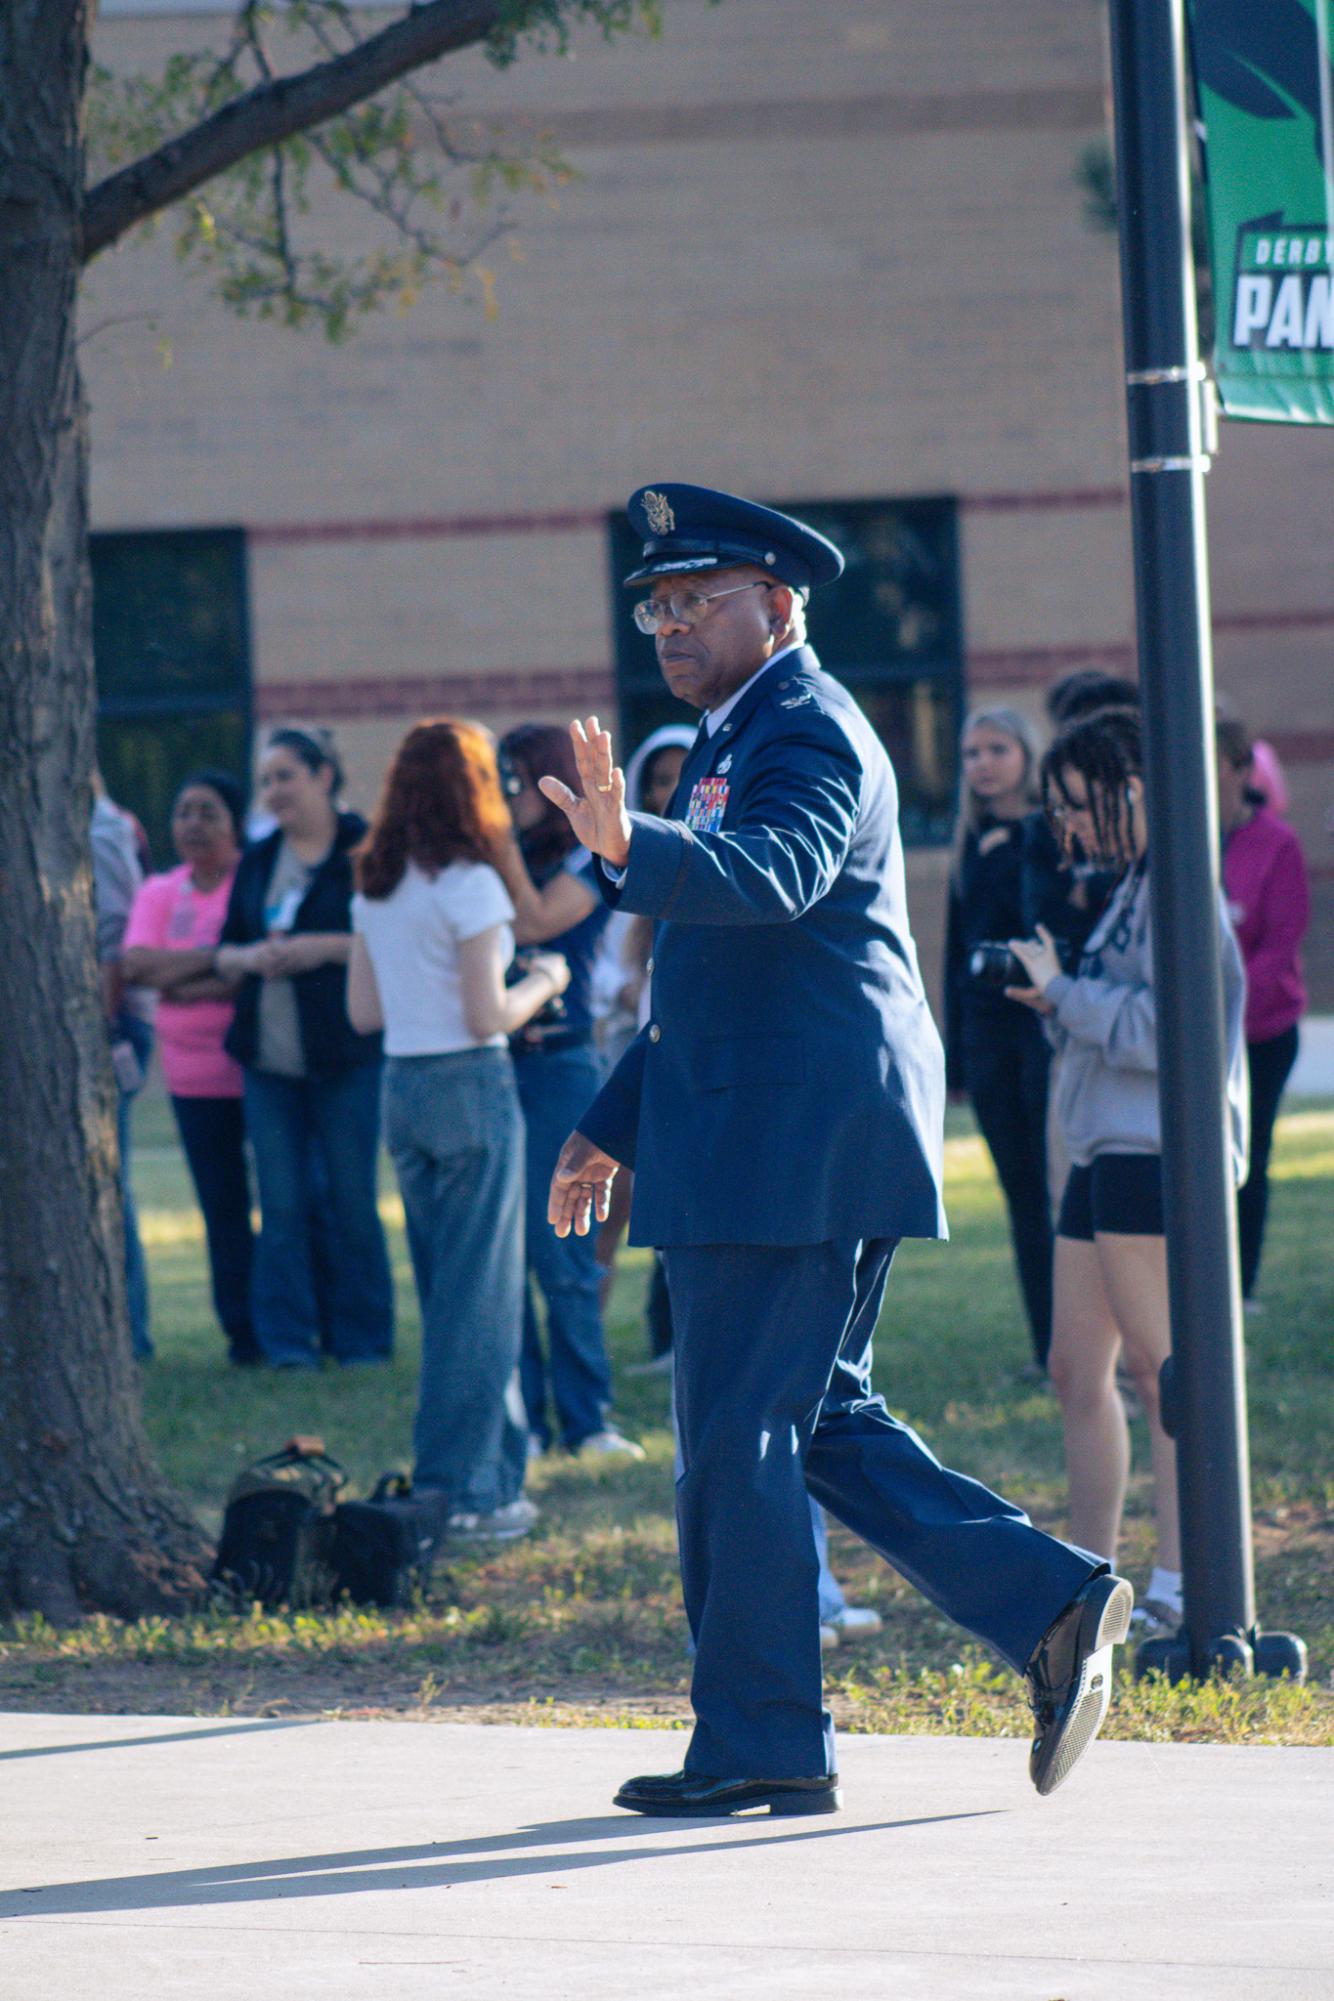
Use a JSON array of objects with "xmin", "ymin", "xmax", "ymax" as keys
[{"xmin": 0, "ymin": 1715, "xmax": 1329, "ymax": 1999}]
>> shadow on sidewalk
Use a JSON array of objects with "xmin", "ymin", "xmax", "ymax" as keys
[
  {"xmin": 0, "ymin": 1720, "xmax": 313, "ymax": 1763},
  {"xmin": 1, "ymin": 1809, "xmax": 1004, "ymax": 1917}
]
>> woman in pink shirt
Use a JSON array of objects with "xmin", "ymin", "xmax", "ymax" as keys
[
  {"xmin": 123, "ymin": 772, "xmax": 260, "ymax": 1365},
  {"xmin": 1217, "ymin": 718, "xmax": 1311, "ymax": 1307}
]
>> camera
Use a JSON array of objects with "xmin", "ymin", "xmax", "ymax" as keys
[
  {"xmin": 968, "ymin": 936, "xmax": 1074, "ymax": 991},
  {"xmin": 506, "ymin": 947, "xmax": 567, "ymax": 1030},
  {"xmin": 967, "ymin": 943, "xmax": 1028, "ymax": 991}
]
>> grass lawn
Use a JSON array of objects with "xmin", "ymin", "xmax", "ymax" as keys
[{"xmin": 1, "ymin": 1093, "xmax": 1330, "ymax": 1746}]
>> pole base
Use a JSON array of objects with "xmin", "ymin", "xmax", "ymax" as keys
[
  {"xmin": 1133, "ymin": 1630, "xmax": 1192, "ymax": 1682},
  {"xmin": 1252, "ymin": 1629, "xmax": 1308, "ymax": 1682},
  {"xmin": 1133, "ymin": 1623, "xmax": 1308, "ymax": 1683},
  {"xmin": 1208, "ymin": 1631, "xmax": 1254, "ymax": 1677}
]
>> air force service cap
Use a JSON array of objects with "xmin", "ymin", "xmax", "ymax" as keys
[{"xmin": 624, "ymin": 483, "xmax": 845, "ymax": 594}]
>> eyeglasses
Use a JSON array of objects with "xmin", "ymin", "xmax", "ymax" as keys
[{"xmin": 632, "ymin": 580, "xmax": 770, "ymax": 635}]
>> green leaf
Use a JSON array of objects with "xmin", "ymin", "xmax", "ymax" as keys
[{"xmin": 84, "ymin": 0, "xmax": 698, "ymax": 340}]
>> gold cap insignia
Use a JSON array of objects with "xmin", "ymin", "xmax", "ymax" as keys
[{"xmin": 643, "ymin": 489, "xmax": 676, "ymax": 536}]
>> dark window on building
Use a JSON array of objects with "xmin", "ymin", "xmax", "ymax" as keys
[
  {"xmin": 93, "ymin": 528, "xmax": 253, "ymax": 867},
  {"xmin": 607, "ymin": 496, "xmax": 962, "ymax": 847}
]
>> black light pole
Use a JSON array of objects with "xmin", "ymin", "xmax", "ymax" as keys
[{"xmin": 1106, "ymin": 0, "xmax": 1304, "ymax": 1682}]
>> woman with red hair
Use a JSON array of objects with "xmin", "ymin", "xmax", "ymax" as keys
[{"xmin": 348, "ymin": 719, "xmax": 569, "ymax": 1542}]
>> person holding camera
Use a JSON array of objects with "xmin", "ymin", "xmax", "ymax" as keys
[
  {"xmin": 495, "ymin": 724, "xmax": 643, "ymax": 1461},
  {"xmin": 1005, "ymin": 707, "xmax": 1248, "ymax": 1637},
  {"xmin": 944, "ymin": 706, "xmax": 1053, "ymax": 1371},
  {"xmin": 348, "ymin": 720, "xmax": 568, "ymax": 1541},
  {"xmin": 1020, "ymin": 675, "xmax": 1141, "ymax": 1219}
]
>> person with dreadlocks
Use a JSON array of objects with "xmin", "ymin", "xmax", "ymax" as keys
[{"xmin": 1004, "ymin": 706, "xmax": 1249, "ymax": 1641}]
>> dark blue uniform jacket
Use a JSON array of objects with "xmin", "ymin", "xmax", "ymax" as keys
[{"xmin": 579, "ymin": 647, "xmax": 948, "ymax": 1247}]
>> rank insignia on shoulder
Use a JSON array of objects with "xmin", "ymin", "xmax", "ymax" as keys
[
  {"xmin": 685, "ymin": 776, "xmax": 729, "ymax": 833},
  {"xmin": 779, "ymin": 691, "xmax": 813, "ymax": 708}
]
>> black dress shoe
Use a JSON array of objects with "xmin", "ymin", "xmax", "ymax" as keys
[
  {"xmin": 614, "ymin": 1770, "xmax": 841, "ymax": 1817},
  {"xmin": 1026, "ymin": 1570, "xmax": 1134, "ymax": 1796}
]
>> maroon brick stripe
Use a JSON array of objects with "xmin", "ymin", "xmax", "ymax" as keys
[
  {"xmin": 248, "ymin": 508, "xmax": 607, "ymax": 547},
  {"xmin": 255, "ymin": 665, "xmax": 614, "ymax": 721},
  {"xmin": 244, "ymin": 488, "xmax": 1131, "ymax": 549},
  {"xmin": 968, "ymin": 641, "xmax": 1134, "ymax": 687},
  {"xmin": 258, "ymin": 661, "xmax": 1334, "ymax": 765}
]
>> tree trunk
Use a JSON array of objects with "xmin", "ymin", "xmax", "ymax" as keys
[{"xmin": 0, "ymin": 0, "xmax": 209, "ymax": 1621}]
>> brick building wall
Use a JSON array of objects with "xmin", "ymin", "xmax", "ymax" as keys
[{"xmin": 87, "ymin": 0, "xmax": 1333, "ymax": 1007}]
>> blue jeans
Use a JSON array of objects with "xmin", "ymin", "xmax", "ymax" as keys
[
  {"xmin": 244, "ymin": 1063, "xmax": 393, "ymax": 1366},
  {"xmin": 171, "ymin": 1095, "xmax": 259, "ymax": 1362},
  {"xmin": 811, "ymin": 1503, "xmax": 847, "ymax": 1625},
  {"xmin": 113, "ymin": 1011, "xmax": 154, "ymax": 1361},
  {"xmin": 383, "ymin": 1048, "xmax": 528, "ymax": 1512},
  {"xmin": 514, "ymin": 1044, "xmax": 613, "ymax": 1450}
]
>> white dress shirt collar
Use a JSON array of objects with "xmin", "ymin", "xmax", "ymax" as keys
[{"xmin": 704, "ymin": 641, "xmax": 803, "ymax": 737}]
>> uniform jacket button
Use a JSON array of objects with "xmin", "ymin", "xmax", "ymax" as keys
[{"xmin": 649, "ymin": 1024, "xmax": 661, "ymax": 1043}]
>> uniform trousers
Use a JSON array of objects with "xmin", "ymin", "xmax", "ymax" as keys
[{"xmin": 662, "ymin": 1236, "xmax": 1097, "ymax": 1779}]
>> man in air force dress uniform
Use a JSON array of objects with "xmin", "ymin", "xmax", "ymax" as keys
[{"xmin": 541, "ymin": 484, "xmax": 1133, "ymax": 1817}]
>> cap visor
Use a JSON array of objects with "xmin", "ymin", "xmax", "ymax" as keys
[{"xmin": 622, "ymin": 555, "xmax": 722, "ymax": 585}]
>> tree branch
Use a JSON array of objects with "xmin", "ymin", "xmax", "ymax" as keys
[{"xmin": 82, "ymin": 0, "xmax": 501, "ymax": 262}]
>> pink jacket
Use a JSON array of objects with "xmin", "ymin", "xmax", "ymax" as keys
[{"xmin": 1223, "ymin": 808, "xmax": 1309, "ymax": 1043}]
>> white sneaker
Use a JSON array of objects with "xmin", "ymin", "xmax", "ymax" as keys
[
  {"xmin": 445, "ymin": 1496, "xmax": 540, "ymax": 1542},
  {"xmin": 1129, "ymin": 1597, "xmax": 1181, "ymax": 1640},
  {"xmin": 824, "ymin": 1606, "xmax": 883, "ymax": 1643},
  {"xmin": 820, "ymin": 1624, "xmax": 840, "ymax": 1652},
  {"xmin": 575, "ymin": 1428, "xmax": 646, "ymax": 1461}
]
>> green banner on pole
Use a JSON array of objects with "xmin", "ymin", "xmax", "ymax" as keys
[{"xmin": 1192, "ymin": 0, "xmax": 1334, "ymax": 422}]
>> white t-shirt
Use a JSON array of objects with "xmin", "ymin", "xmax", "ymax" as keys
[{"xmin": 352, "ymin": 860, "xmax": 515, "ymax": 1056}]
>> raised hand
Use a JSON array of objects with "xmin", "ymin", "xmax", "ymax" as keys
[{"xmin": 537, "ymin": 716, "xmax": 633, "ymax": 869}]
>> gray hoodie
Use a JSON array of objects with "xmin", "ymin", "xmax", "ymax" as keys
[{"xmin": 1044, "ymin": 860, "xmax": 1249, "ymax": 1181}]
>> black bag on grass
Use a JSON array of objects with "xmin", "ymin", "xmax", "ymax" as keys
[
  {"xmin": 212, "ymin": 1435, "xmax": 345, "ymax": 1608},
  {"xmin": 330, "ymin": 1473, "xmax": 448, "ymax": 1608}
]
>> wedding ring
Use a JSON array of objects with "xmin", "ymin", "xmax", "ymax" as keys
[{"xmin": 596, "ymin": 781, "xmax": 614, "ymax": 793}]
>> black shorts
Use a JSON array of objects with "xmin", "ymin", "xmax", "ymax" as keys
[{"xmin": 1058, "ymin": 1153, "xmax": 1163, "ymax": 1240}]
